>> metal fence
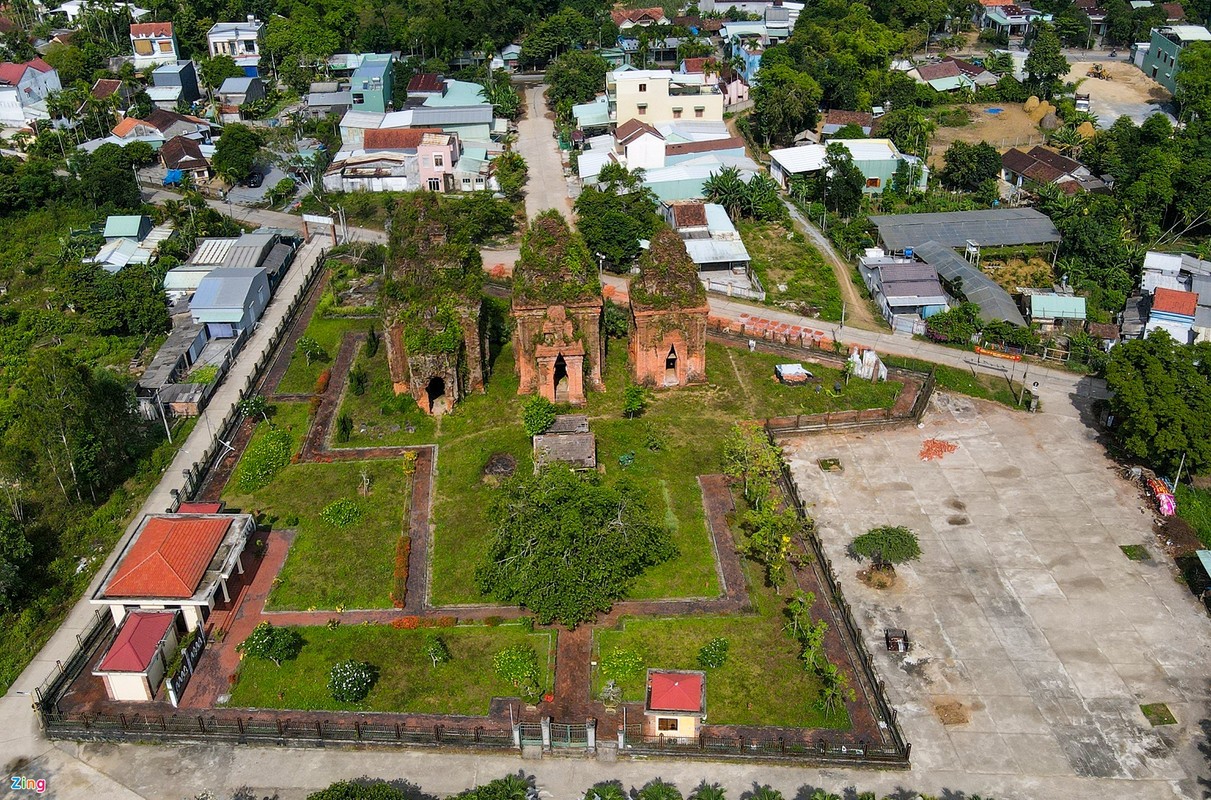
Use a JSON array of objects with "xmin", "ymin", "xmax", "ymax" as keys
[
  {"xmin": 33, "ymin": 609, "xmax": 116, "ymax": 717},
  {"xmin": 621, "ymin": 726, "xmax": 906, "ymax": 766}
]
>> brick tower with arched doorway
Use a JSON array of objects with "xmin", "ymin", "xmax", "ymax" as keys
[{"xmin": 629, "ymin": 226, "xmax": 708, "ymax": 388}]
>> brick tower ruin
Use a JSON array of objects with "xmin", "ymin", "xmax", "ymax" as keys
[
  {"xmin": 629, "ymin": 226, "xmax": 708, "ymax": 388},
  {"xmin": 512, "ymin": 211, "xmax": 604, "ymax": 406},
  {"xmin": 382, "ymin": 193, "xmax": 487, "ymax": 415}
]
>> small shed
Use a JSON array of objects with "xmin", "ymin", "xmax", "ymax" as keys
[
  {"xmin": 644, "ymin": 668, "xmax": 706, "ymax": 740},
  {"xmin": 189, "ymin": 266, "xmax": 270, "ymax": 338},
  {"xmin": 533, "ymin": 415, "xmax": 597, "ymax": 470},
  {"xmin": 104, "ymin": 215, "xmax": 153, "ymax": 242},
  {"xmin": 92, "ymin": 609, "xmax": 179, "ymax": 702}
]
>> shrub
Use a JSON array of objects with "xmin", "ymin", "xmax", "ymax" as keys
[
  {"xmin": 850, "ymin": 525, "xmax": 921, "ymax": 564},
  {"xmin": 393, "ymin": 616, "xmax": 420, "ymax": 629},
  {"xmin": 437, "ymin": 615, "xmax": 456, "ymax": 627},
  {"xmin": 522, "ymin": 395, "xmax": 556, "ymax": 436},
  {"xmin": 297, "ymin": 335, "xmax": 327, "ymax": 365},
  {"xmin": 237, "ymin": 622, "xmax": 302, "ymax": 666},
  {"xmin": 236, "ymin": 426, "xmax": 294, "ymax": 492},
  {"xmin": 622, "ymin": 384, "xmax": 648, "ymax": 419},
  {"xmin": 599, "ymin": 647, "xmax": 644, "ymax": 682},
  {"xmin": 493, "ymin": 643, "xmax": 541, "ymax": 699},
  {"xmin": 349, "ymin": 364, "xmax": 368, "ymax": 396},
  {"xmin": 314, "ymin": 368, "xmax": 332, "ymax": 395},
  {"xmin": 308, "ymin": 395, "xmax": 322, "ymax": 415},
  {"xmin": 484, "ymin": 615, "xmax": 503, "ymax": 627},
  {"xmin": 320, "ymin": 498, "xmax": 363, "ymax": 528},
  {"xmin": 328, "ymin": 659, "xmax": 378, "ymax": 703},
  {"xmin": 424, "ymin": 634, "xmax": 451, "ymax": 667},
  {"xmin": 390, "ymin": 536, "xmax": 410, "ymax": 608},
  {"xmin": 365, "ymin": 327, "xmax": 380, "ymax": 358},
  {"xmin": 335, "ymin": 413, "xmax": 354, "ymax": 443},
  {"xmin": 696, "ymin": 637, "xmax": 730, "ymax": 670}
]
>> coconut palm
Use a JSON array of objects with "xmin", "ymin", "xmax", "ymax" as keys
[{"xmin": 703, "ymin": 166, "xmax": 748, "ymax": 219}]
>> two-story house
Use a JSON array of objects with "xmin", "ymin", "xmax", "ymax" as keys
[
  {"xmin": 350, "ymin": 54, "xmax": 395, "ymax": 113},
  {"xmin": 322, "ymin": 127, "xmax": 460, "ymax": 193},
  {"xmin": 607, "ymin": 69, "xmax": 724, "ymax": 126},
  {"xmin": 130, "ymin": 22, "xmax": 178, "ymax": 70},
  {"xmin": 0, "ymin": 57, "xmax": 60, "ymax": 126},
  {"xmin": 1142, "ymin": 25, "xmax": 1211, "ymax": 94},
  {"xmin": 206, "ymin": 16, "xmax": 265, "ymax": 76}
]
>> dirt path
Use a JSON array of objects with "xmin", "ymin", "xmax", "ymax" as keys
[{"xmin": 781, "ymin": 199, "xmax": 880, "ymax": 332}]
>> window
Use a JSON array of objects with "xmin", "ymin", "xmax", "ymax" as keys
[
  {"xmin": 133, "ymin": 39, "xmax": 153, "ymax": 55},
  {"xmin": 433, "ymin": 154, "xmax": 444, "ymax": 168},
  {"xmin": 694, "ymin": 107, "xmax": 704, "ymax": 118},
  {"xmin": 353, "ymin": 93, "xmax": 365, "ymax": 105},
  {"xmin": 866, "ymin": 177, "xmax": 881, "ymax": 188},
  {"xmin": 638, "ymin": 83, "xmax": 647, "ymax": 92},
  {"xmin": 243, "ymin": 39, "xmax": 257, "ymax": 53},
  {"xmin": 158, "ymin": 40, "xmax": 174, "ymax": 53},
  {"xmin": 673, "ymin": 108, "xmax": 682, "ymax": 119},
  {"xmin": 428, "ymin": 177, "xmax": 441, "ymax": 191},
  {"xmin": 638, "ymin": 104, "xmax": 648, "ymax": 115},
  {"xmin": 657, "ymin": 718, "xmax": 679, "ymax": 732},
  {"xmin": 461, "ymin": 177, "xmax": 472, "ymax": 189}
]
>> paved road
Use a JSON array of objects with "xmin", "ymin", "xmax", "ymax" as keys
[
  {"xmin": 516, "ymin": 85, "xmax": 572, "ymax": 219},
  {"xmin": 149, "ymin": 189, "xmax": 389, "ymax": 244}
]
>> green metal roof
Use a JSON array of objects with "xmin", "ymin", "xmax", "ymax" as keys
[
  {"xmin": 423, "ymin": 79, "xmax": 488, "ymax": 107},
  {"xmin": 1029, "ymin": 294, "xmax": 1086, "ymax": 321},
  {"xmin": 104, "ymin": 215, "xmax": 150, "ymax": 239}
]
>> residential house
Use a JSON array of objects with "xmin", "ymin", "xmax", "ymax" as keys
[
  {"xmin": 1162, "ymin": 2, "xmax": 1185, "ymax": 22},
  {"xmin": 91, "ymin": 513, "xmax": 255, "ymax": 632},
  {"xmin": 86, "ymin": 214, "xmax": 174, "ymax": 273},
  {"xmin": 640, "ymin": 154, "xmax": 761, "ymax": 202},
  {"xmin": 340, "ymin": 104, "xmax": 495, "ymax": 148},
  {"xmin": 907, "ymin": 60, "xmax": 977, "ymax": 93},
  {"xmin": 322, "ymin": 128, "xmax": 460, "ymax": 193},
  {"xmin": 306, "ymin": 81, "xmax": 352, "ymax": 117},
  {"xmin": 207, "ymin": 16, "xmax": 264, "ymax": 76},
  {"xmin": 50, "ymin": 0, "xmax": 150, "ymax": 22},
  {"xmin": 1142, "ymin": 25, "xmax": 1211, "ymax": 93},
  {"xmin": 644, "ymin": 669, "xmax": 706, "ymax": 741},
  {"xmin": 942, "ymin": 56, "xmax": 999, "ymax": 87},
  {"xmin": 699, "ymin": 0, "xmax": 804, "ymax": 27},
  {"xmin": 615, "ymin": 118, "xmax": 666, "ymax": 170},
  {"xmin": 1075, "ymin": 0, "xmax": 1110, "ymax": 40},
  {"xmin": 499, "ymin": 43, "xmax": 522, "ymax": 72},
  {"xmin": 92, "ymin": 610, "xmax": 180, "ymax": 702},
  {"xmin": 1140, "ymin": 250, "xmax": 1211, "ymax": 294},
  {"xmin": 611, "ymin": 7, "xmax": 668, "ymax": 29},
  {"xmin": 663, "ymin": 200, "xmax": 757, "ymax": 298},
  {"xmin": 0, "ymin": 57, "xmax": 60, "ymax": 126},
  {"xmin": 107, "ymin": 107, "xmax": 209, "ymax": 147},
  {"xmin": 858, "ymin": 249, "xmax": 949, "ymax": 333},
  {"xmin": 406, "ymin": 72, "xmax": 445, "ymax": 99},
  {"xmin": 104, "ymin": 214, "xmax": 152, "ymax": 242},
  {"xmin": 351, "ymin": 54, "xmax": 395, "ymax": 113},
  {"xmin": 820, "ymin": 109, "xmax": 874, "ymax": 138},
  {"xmin": 1023, "ymin": 290, "xmax": 1087, "ymax": 330},
  {"xmin": 1001, "ymin": 145, "xmax": 1107, "ymax": 194},
  {"xmin": 89, "ymin": 78, "xmax": 136, "ymax": 113},
  {"xmin": 680, "ymin": 57, "xmax": 749, "ymax": 108},
  {"xmin": 165, "ymin": 232, "xmax": 293, "ymax": 298},
  {"xmin": 977, "ymin": 3, "xmax": 1039, "ymax": 38},
  {"xmin": 216, "ymin": 76, "xmax": 265, "ymax": 121},
  {"xmin": 1145, "ymin": 286, "xmax": 1199, "ymax": 343},
  {"xmin": 769, "ymin": 139, "xmax": 928, "ymax": 194},
  {"xmin": 130, "ymin": 21, "xmax": 178, "ymax": 70},
  {"xmin": 572, "ymin": 96, "xmax": 612, "ymax": 131},
  {"xmin": 159, "ymin": 134, "xmax": 211, "ymax": 182},
  {"xmin": 149, "ymin": 60, "xmax": 200, "ymax": 109},
  {"xmin": 607, "ymin": 69, "xmax": 724, "ymax": 126},
  {"xmin": 189, "ymin": 266, "xmax": 270, "ymax": 338}
]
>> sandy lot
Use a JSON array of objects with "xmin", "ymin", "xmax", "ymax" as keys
[
  {"xmin": 781, "ymin": 393, "xmax": 1211, "ymax": 798},
  {"xmin": 930, "ymin": 104, "xmax": 1044, "ymax": 167},
  {"xmin": 1067, "ymin": 60, "xmax": 1173, "ymax": 125}
]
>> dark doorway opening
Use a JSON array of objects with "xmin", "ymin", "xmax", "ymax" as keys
[
  {"xmin": 664, "ymin": 345, "xmax": 679, "ymax": 386},
  {"xmin": 425, "ymin": 376, "xmax": 447, "ymax": 414},
  {"xmin": 553, "ymin": 355, "xmax": 569, "ymax": 403}
]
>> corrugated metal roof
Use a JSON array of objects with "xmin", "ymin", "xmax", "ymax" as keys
[
  {"xmin": 219, "ymin": 76, "xmax": 256, "ymax": 93},
  {"xmin": 870, "ymin": 209, "xmax": 1060, "ymax": 251},
  {"xmin": 913, "ymin": 240, "xmax": 1026, "ymax": 326},
  {"xmin": 221, "ymin": 232, "xmax": 276, "ymax": 269},
  {"xmin": 190, "ymin": 266, "xmax": 266, "ymax": 312},
  {"xmin": 411, "ymin": 105, "xmax": 493, "ymax": 125},
  {"xmin": 704, "ymin": 203, "xmax": 736, "ymax": 236},
  {"xmin": 770, "ymin": 139, "xmax": 899, "ymax": 173},
  {"xmin": 684, "ymin": 237, "xmax": 750, "ymax": 264},
  {"xmin": 1030, "ymin": 293, "xmax": 1087, "ymax": 320},
  {"xmin": 187, "ymin": 237, "xmax": 238, "ymax": 266}
]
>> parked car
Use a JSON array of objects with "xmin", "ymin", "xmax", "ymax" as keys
[{"xmin": 244, "ymin": 171, "xmax": 264, "ymax": 188}]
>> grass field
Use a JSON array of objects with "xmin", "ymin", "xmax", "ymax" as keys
[
  {"xmin": 223, "ymin": 453, "xmax": 409, "ymax": 611},
  {"xmin": 594, "ymin": 563, "xmax": 849, "ymax": 729},
  {"xmin": 1176, "ymin": 484, "xmax": 1211, "ymax": 549},
  {"xmin": 427, "ymin": 340, "xmax": 901, "ymax": 605},
  {"xmin": 882, "ymin": 354, "xmax": 1022, "ymax": 408},
  {"xmin": 229, "ymin": 623, "xmax": 554, "ymax": 714},
  {"xmin": 334, "ymin": 344, "xmax": 438, "ymax": 448},
  {"xmin": 276, "ymin": 315, "xmax": 375, "ymax": 395},
  {"xmin": 739, "ymin": 219, "xmax": 843, "ymax": 322}
]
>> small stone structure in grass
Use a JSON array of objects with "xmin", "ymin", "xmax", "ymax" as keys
[
  {"xmin": 511, "ymin": 211, "xmax": 604, "ymax": 406},
  {"xmin": 628, "ymin": 226, "xmax": 709, "ymax": 389}
]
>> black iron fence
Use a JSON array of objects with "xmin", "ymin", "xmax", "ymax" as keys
[
  {"xmin": 621, "ymin": 726, "xmax": 906, "ymax": 766},
  {"xmin": 33, "ymin": 609, "xmax": 116, "ymax": 718}
]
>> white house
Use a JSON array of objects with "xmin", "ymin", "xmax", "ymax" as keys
[
  {"xmin": 0, "ymin": 57, "xmax": 60, "ymax": 126},
  {"xmin": 207, "ymin": 16, "xmax": 264, "ymax": 76},
  {"xmin": 769, "ymin": 139, "xmax": 928, "ymax": 194},
  {"xmin": 130, "ymin": 21, "xmax": 178, "ymax": 70},
  {"xmin": 615, "ymin": 118, "xmax": 666, "ymax": 170}
]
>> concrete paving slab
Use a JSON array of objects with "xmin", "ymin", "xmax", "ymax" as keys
[{"xmin": 949, "ymin": 730, "xmax": 1021, "ymax": 774}]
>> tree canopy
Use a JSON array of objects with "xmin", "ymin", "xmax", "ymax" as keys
[
  {"xmin": 938, "ymin": 140, "xmax": 1002, "ymax": 192},
  {"xmin": 476, "ymin": 465, "xmax": 676, "ymax": 626},
  {"xmin": 751, "ymin": 63, "xmax": 823, "ymax": 147},
  {"xmin": 1024, "ymin": 23, "xmax": 1069, "ymax": 98},
  {"xmin": 574, "ymin": 165, "xmax": 661, "ymax": 271},
  {"xmin": 212, "ymin": 124, "xmax": 261, "ymax": 184}
]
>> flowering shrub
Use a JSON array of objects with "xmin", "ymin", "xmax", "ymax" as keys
[
  {"xmin": 236, "ymin": 427, "xmax": 294, "ymax": 492},
  {"xmin": 600, "ymin": 647, "xmax": 644, "ymax": 682},
  {"xmin": 697, "ymin": 637, "xmax": 730, "ymax": 670},
  {"xmin": 320, "ymin": 498, "xmax": 363, "ymax": 528},
  {"xmin": 328, "ymin": 659, "xmax": 377, "ymax": 703},
  {"xmin": 393, "ymin": 616, "xmax": 420, "ymax": 629},
  {"xmin": 314, "ymin": 368, "xmax": 332, "ymax": 395},
  {"xmin": 492, "ymin": 644, "xmax": 540, "ymax": 700},
  {"xmin": 390, "ymin": 536, "xmax": 411, "ymax": 608},
  {"xmin": 237, "ymin": 622, "xmax": 302, "ymax": 666}
]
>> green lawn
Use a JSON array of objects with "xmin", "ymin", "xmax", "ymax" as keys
[
  {"xmin": 223, "ymin": 455, "xmax": 409, "ymax": 610},
  {"xmin": 428, "ymin": 340, "xmax": 901, "ymax": 605},
  {"xmin": 229, "ymin": 623, "xmax": 554, "ymax": 714},
  {"xmin": 739, "ymin": 219, "xmax": 843, "ymax": 322},
  {"xmin": 276, "ymin": 316, "xmax": 374, "ymax": 395},
  {"xmin": 881, "ymin": 354, "xmax": 1022, "ymax": 408},
  {"xmin": 1176, "ymin": 484, "xmax": 1211, "ymax": 549},
  {"xmin": 334, "ymin": 345, "xmax": 438, "ymax": 448},
  {"xmin": 593, "ymin": 562, "xmax": 849, "ymax": 729}
]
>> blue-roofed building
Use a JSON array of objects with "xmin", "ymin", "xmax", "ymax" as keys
[
  {"xmin": 189, "ymin": 266, "xmax": 269, "ymax": 338},
  {"xmin": 1026, "ymin": 292, "xmax": 1087, "ymax": 330},
  {"xmin": 351, "ymin": 54, "xmax": 395, "ymax": 113}
]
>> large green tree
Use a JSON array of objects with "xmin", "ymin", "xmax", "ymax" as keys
[
  {"xmin": 751, "ymin": 63, "xmax": 823, "ymax": 147},
  {"xmin": 212, "ymin": 123, "xmax": 262, "ymax": 184},
  {"xmin": 1104, "ymin": 332, "xmax": 1211, "ymax": 475},
  {"xmin": 545, "ymin": 50, "xmax": 610, "ymax": 109},
  {"xmin": 1024, "ymin": 23, "xmax": 1070, "ymax": 98},
  {"xmin": 476, "ymin": 465, "xmax": 677, "ymax": 626},
  {"xmin": 938, "ymin": 140, "xmax": 1003, "ymax": 192},
  {"xmin": 574, "ymin": 164, "xmax": 660, "ymax": 270},
  {"xmin": 1175, "ymin": 41, "xmax": 1211, "ymax": 124}
]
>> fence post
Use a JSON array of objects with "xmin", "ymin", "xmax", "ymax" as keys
[
  {"xmin": 540, "ymin": 716, "xmax": 551, "ymax": 750},
  {"xmin": 585, "ymin": 718, "xmax": 595, "ymax": 752},
  {"xmin": 197, "ymin": 716, "xmax": 206, "ymax": 733}
]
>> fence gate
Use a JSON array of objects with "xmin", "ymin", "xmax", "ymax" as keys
[
  {"xmin": 550, "ymin": 722, "xmax": 588, "ymax": 749},
  {"xmin": 518, "ymin": 722, "xmax": 543, "ymax": 747}
]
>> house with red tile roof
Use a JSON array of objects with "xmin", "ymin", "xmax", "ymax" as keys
[
  {"xmin": 0, "ymin": 57, "xmax": 60, "ymax": 126},
  {"xmin": 644, "ymin": 669, "xmax": 706, "ymax": 740},
  {"xmin": 611, "ymin": 6, "xmax": 668, "ymax": 29},
  {"xmin": 92, "ymin": 610, "xmax": 179, "ymax": 702},
  {"xmin": 91, "ymin": 513, "xmax": 254, "ymax": 632},
  {"xmin": 322, "ymin": 128, "xmax": 461, "ymax": 193},
  {"xmin": 1146, "ymin": 287, "xmax": 1200, "ymax": 343},
  {"xmin": 130, "ymin": 21, "xmax": 178, "ymax": 69}
]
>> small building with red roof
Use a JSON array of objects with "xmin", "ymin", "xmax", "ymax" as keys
[
  {"xmin": 0, "ymin": 57, "xmax": 61, "ymax": 126},
  {"xmin": 644, "ymin": 668, "xmax": 706, "ymax": 739},
  {"xmin": 91, "ymin": 513, "xmax": 254, "ymax": 632},
  {"xmin": 130, "ymin": 21, "xmax": 178, "ymax": 70},
  {"xmin": 1146, "ymin": 287, "xmax": 1200, "ymax": 344},
  {"xmin": 92, "ymin": 610, "xmax": 180, "ymax": 702}
]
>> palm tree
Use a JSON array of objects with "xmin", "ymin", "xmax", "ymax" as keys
[
  {"xmin": 1048, "ymin": 125, "xmax": 1088, "ymax": 158},
  {"xmin": 703, "ymin": 166, "xmax": 747, "ymax": 219}
]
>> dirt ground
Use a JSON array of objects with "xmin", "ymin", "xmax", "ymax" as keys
[
  {"xmin": 1066, "ymin": 60, "xmax": 1173, "ymax": 125},
  {"xmin": 983, "ymin": 256, "xmax": 1054, "ymax": 292},
  {"xmin": 929, "ymin": 104, "xmax": 1043, "ymax": 167}
]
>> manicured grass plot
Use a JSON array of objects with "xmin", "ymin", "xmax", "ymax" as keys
[{"xmin": 229, "ymin": 623, "xmax": 554, "ymax": 714}]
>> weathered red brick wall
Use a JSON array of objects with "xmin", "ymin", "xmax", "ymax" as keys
[{"xmin": 629, "ymin": 304, "xmax": 708, "ymax": 388}]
